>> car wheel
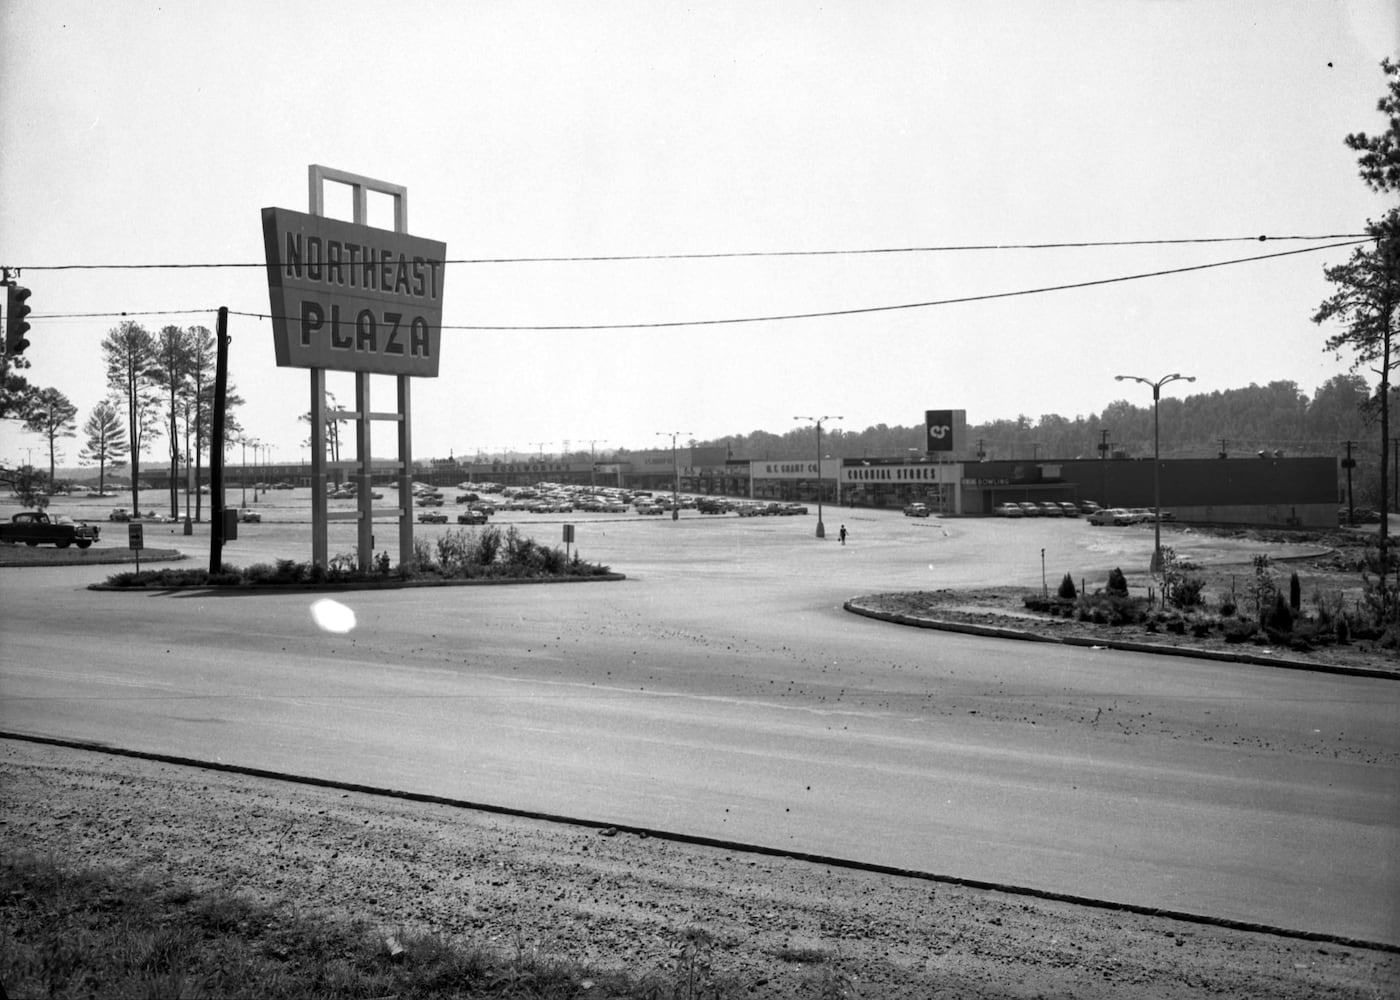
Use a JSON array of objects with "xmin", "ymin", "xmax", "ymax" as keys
[{"xmin": 77, "ymin": 540, "xmax": 92, "ymax": 549}]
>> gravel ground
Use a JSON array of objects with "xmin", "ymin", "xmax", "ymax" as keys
[{"xmin": 3, "ymin": 740, "xmax": 1395, "ymax": 999}]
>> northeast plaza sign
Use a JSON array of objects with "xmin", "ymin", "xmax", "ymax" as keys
[
  {"xmin": 261, "ymin": 207, "xmax": 447, "ymax": 376},
  {"xmin": 261, "ymin": 166, "xmax": 448, "ymax": 572}
]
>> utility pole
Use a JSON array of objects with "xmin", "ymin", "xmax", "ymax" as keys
[{"xmin": 209, "ymin": 307, "xmax": 229, "ymax": 574}]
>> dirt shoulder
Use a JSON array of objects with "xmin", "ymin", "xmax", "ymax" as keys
[{"xmin": 2, "ymin": 740, "xmax": 1395, "ymax": 999}]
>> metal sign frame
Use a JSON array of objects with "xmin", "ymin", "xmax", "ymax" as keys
[{"xmin": 305, "ymin": 165, "xmax": 417, "ymax": 571}]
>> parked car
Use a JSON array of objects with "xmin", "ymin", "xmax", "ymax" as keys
[
  {"xmin": 457, "ymin": 509, "xmax": 487, "ymax": 525},
  {"xmin": 636, "ymin": 502, "xmax": 664, "ymax": 515},
  {"xmin": 237, "ymin": 508, "xmax": 261, "ymax": 523},
  {"xmin": 108, "ymin": 508, "xmax": 132, "ymax": 522},
  {"xmin": 903, "ymin": 503, "xmax": 931, "ymax": 517},
  {"xmin": 1038, "ymin": 502, "xmax": 1064, "ymax": 517},
  {"xmin": 994, "ymin": 502, "xmax": 1024, "ymax": 518},
  {"xmin": 0, "ymin": 511, "xmax": 100, "ymax": 549},
  {"xmin": 781, "ymin": 503, "xmax": 809, "ymax": 515},
  {"xmin": 1128, "ymin": 507, "xmax": 1155, "ymax": 523},
  {"xmin": 416, "ymin": 511, "xmax": 448, "ymax": 524},
  {"xmin": 736, "ymin": 502, "xmax": 763, "ymax": 517},
  {"xmin": 1057, "ymin": 502, "xmax": 1081, "ymax": 517},
  {"xmin": 1078, "ymin": 500, "xmax": 1102, "ymax": 515},
  {"xmin": 1088, "ymin": 507, "xmax": 1130, "ymax": 526},
  {"xmin": 417, "ymin": 496, "xmax": 444, "ymax": 507},
  {"xmin": 1017, "ymin": 502, "xmax": 1042, "ymax": 517}
]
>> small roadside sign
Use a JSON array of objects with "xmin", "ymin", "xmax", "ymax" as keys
[{"xmin": 128, "ymin": 522, "xmax": 144, "ymax": 572}]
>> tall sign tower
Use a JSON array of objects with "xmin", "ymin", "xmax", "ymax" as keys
[{"xmin": 262, "ymin": 165, "xmax": 448, "ymax": 568}]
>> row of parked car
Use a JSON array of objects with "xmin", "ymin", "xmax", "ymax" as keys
[
  {"xmin": 992, "ymin": 500, "xmax": 1173, "ymax": 525},
  {"xmin": 994, "ymin": 501, "xmax": 1096, "ymax": 518}
]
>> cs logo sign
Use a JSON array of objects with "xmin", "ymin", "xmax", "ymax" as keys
[{"xmin": 925, "ymin": 410, "xmax": 955, "ymax": 452}]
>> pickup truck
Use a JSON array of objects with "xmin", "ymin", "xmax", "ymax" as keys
[{"xmin": 0, "ymin": 511, "xmax": 101, "ymax": 548}]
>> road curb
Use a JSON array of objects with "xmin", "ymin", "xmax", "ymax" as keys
[
  {"xmin": 86, "ymin": 572, "xmax": 629, "ymax": 594},
  {"xmin": 843, "ymin": 601, "xmax": 1398, "ymax": 681}
]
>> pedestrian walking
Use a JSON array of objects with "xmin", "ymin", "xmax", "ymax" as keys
[{"xmin": 838, "ymin": 524, "xmax": 847, "ymax": 545}]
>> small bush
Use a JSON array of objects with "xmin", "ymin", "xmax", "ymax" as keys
[
  {"xmin": 435, "ymin": 529, "xmax": 473, "ymax": 576},
  {"xmin": 1076, "ymin": 590, "xmax": 1147, "ymax": 626},
  {"xmin": 1168, "ymin": 576, "xmax": 1205, "ymax": 608},
  {"xmin": 1265, "ymin": 592, "xmax": 1294, "ymax": 633},
  {"xmin": 475, "ymin": 524, "xmax": 503, "ymax": 565},
  {"xmin": 1057, "ymin": 573, "xmax": 1077, "ymax": 600},
  {"xmin": 1224, "ymin": 620, "xmax": 1258, "ymax": 643}
]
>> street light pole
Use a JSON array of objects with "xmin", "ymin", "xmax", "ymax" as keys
[
  {"xmin": 239, "ymin": 437, "xmax": 249, "ymax": 507},
  {"xmin": 656, "ymin": 431, "xmax": 691, "ymax": 521},
  {"xmin": 795, "ymin": 415, "xmax": 842, "ymax": 538},
  {"xmin": 1115, "ymin": 372, "xmax": 1195, "ymax": 573}
]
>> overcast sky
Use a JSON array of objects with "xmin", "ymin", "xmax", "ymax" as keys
[{"xmin": 2, "ymin": 1, "xmax": 1396, "ymax": 467}]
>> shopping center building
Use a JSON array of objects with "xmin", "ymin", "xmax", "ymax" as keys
[{"xmin": 195, "ymin": 409, "xmax": 1339, "ymax": 529}]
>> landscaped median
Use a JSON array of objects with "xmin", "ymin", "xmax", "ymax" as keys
[
  {"xmin": 86, "ymin": 524, "xmax": 622, "ymax": 591},
  {"xmin": 844, "ymin": 593, "xmax": 1399, "ymax": 681}
]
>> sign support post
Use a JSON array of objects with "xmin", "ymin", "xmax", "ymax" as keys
[{"xmin": 265, "ymin": 165, "xmax": 446, "ymax": 571}]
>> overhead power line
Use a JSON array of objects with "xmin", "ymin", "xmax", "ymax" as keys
[
  {"xmin": 31, "ymin": 237, "xmax": 1371, "ymax": 329},
  {"xmin": 10, "ymin": 232, "xmax": 1372, "ymax": 272},
  {"xmin": 248, "ymin": 237, "xmax": 1372, "ymax": 331}
]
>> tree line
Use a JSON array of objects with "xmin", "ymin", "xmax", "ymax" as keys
[{"xmin": 0, "ymin": 323, "xmax": 243, "ymax": 519}]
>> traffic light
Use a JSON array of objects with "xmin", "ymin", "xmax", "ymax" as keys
[{"xmin": 5, "ymin": 284, "xmax": 32, "ymax": 356}]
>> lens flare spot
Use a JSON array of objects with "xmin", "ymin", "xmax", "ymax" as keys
[{"xmin": 311, "ymin": 598, "xmax": 356, "ymax": 634}]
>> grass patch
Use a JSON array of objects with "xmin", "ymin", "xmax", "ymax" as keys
[{"xmin": 0, "ymin": 852, "xmax": 732, "ymax": 999}]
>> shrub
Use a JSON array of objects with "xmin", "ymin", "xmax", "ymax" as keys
[
  {"xmin": 1168, "ymin": 576, "xmax": 1205, "ymax": 608},
  {"xmin": 244, "ymin": 562, "xmax": 279, "ymax": 584},
  {"xmin": 1223, "ymin": 620, "xmax": 1258, "ymax": 643},
  {"xmin": 1076, "ymin": 590, "xmax": 1147, "ymax": 626},
  {"xmin": 539, "ymin": 545, "xmax": 565, "ymax": 574},
  {"xmin": 435, "ymin": 529, "xmax": 473, "ymax": 576},
  {"xmin": 1248, "ymin": 554, "xmax": 1277, "ymax": 621},
  {"xmin": 1265, "ymin": 591, "xmax": 1294, "ymax": 633},
  {"xmin": 1106, "ymin": 567, "xmax": 1128, "ymax": 595},
  {"xmin": 409, "ymin": 536, "xmax": 434, "ymax": 574},
  {"xmin": 1057, "ymin": 573, "xmax": 1077, "ymax": 600},
  {"xmin": 1288, "ymin": 571, "xmax": 1301, "ymax": 613},
  {"xmin": 474, "ymin": 524, "xmax": 503, "ymax": 565}
]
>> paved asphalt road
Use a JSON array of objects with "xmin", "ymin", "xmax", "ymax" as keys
[{"xmin": 2, "ymin": 499, "xmax": 1397, "ymax": 945}]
